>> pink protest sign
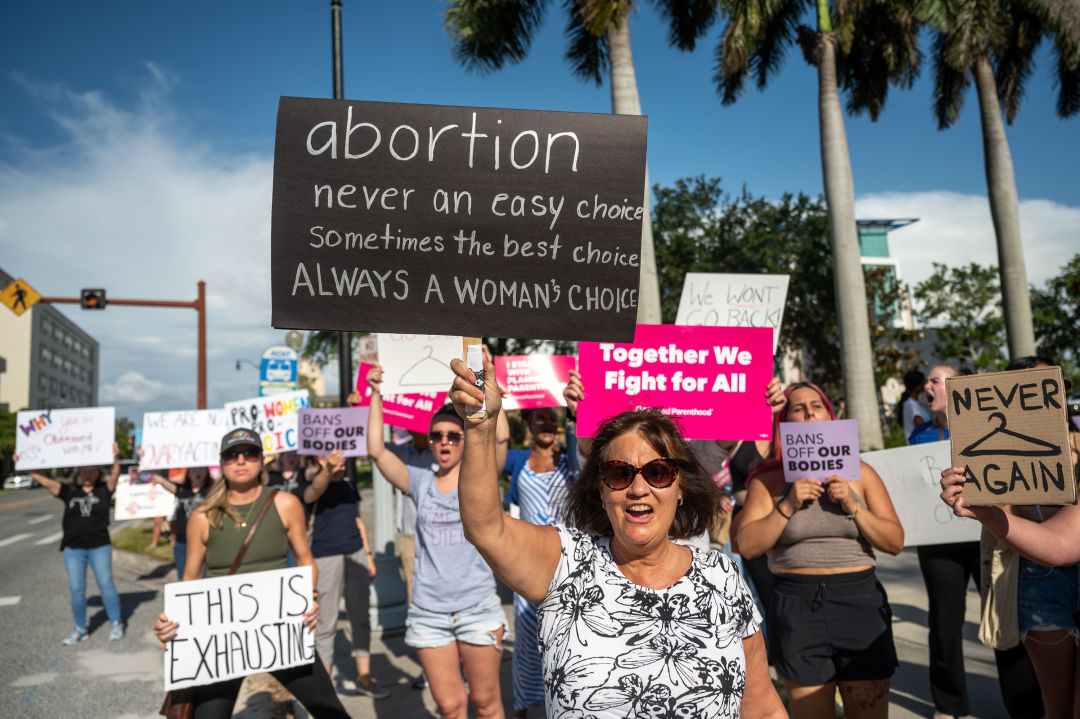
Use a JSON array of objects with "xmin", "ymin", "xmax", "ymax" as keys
[
  {"xmin": 355, "ymin": 362, "xmax": 443, "ymax": 433},
  {"xmin": 779, "ymin": 419, "xmax": 861, "ymax": 482},
  {"xmin": 577, "ymin": 325, "xmax": 774, "ymax": 440},
  {"xmin": 495, "ymin": 355, "xmax": 575, "ymax": 410}
]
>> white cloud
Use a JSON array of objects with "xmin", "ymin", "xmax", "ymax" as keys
[
  {"xmin": 855, "ymin": 190, "xmax": 1080, "ymax": 290},
  {"xmin": 100, "ymin": 370, "xmax": 189, "ymax": 405}
]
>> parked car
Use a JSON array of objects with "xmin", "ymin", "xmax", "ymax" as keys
[{"xmin": 3, "ymin": 473, "xmax": 37, "ymax": 490}]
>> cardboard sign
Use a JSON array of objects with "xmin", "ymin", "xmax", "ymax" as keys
[
  {"xmin": 270, "ymin": 97, "xmax": 647, "ymax": 342},
  {"xmin": 374, "ymin": 333, "xmax": 461, "ymax": 396},
  {"xmin": 495, "ymin": 355, "xmax": 574, "ymax": 410},
  {"xmin": 779, "ymin": 419, "xmax": 861, "ymax": 483},
  {"xmin": 354, "ymin": 361, "xmax": 444, "ymax": 433},
  {"xmin": 675, "ymin": 273, "xmax": 789, "ymax": 353},
  {"xmin": 862, "ymin": 442, "xmax": 981, "ymax": 547},
  {"xmin": 140, "ymin": 409, "xmax": 229, "ymax": 471},
  {"xmin": 576, "ymin": 325, "xmax": 773, "ymax": 440},
  {"xmin": 162, "ymin": 566, "xmax": 315, "ymax": 690},
  {"xmin": 224, "ymin": 390, "xmax": 311, "ymax": 457},
  {"xmin": 15, "ymin": 407, "xmax": 115, "ymax": 471},
  {"xmin": 114, "ymin": 481, "xmax": 176, "ymax": 520},
  {"xmin": 947, "ymin": 367, "xmax": 1077, "ymax": 506},
  {"xmin": 296, "ymin": 407, "xmax": 369, "ymax": 457}
]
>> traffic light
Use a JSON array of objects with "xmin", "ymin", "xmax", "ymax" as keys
[{"xmin": 80, "ymin": 288, "xmax": 107, "ymax": 309}]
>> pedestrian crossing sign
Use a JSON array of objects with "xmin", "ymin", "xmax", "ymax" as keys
[{"xmin": 0, "ymin": 278, "xmax": 42, "ymax": 317}]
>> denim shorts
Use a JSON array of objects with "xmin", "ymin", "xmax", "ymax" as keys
[
  {"xmin": 1017, "ymin": 557, "xmax": 1080, "ymax": 640},
  {"xmin": 405, "ymin": 592, "xmax": 509, "ymax": 649}
]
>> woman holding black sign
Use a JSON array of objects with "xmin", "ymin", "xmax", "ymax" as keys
[
  {"xmin": 24, "ymin": 443, "xmax": 125, "ymax": 644},
  {"xmin": 737, "ymin": 382, "xmax": 903, "ymax": 719},
  {"xmin": 152, "ymin": 428, "xmax": 349, "ymax": 719}
]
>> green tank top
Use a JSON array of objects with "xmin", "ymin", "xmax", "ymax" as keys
[{"xmin": 205, "ymin": 486, "xmax": 289, "ymax": 577}]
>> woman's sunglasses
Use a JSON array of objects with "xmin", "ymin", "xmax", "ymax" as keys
[
  {"xmin": 222, "ymin": 448, "xmax": 261, "ymax": 463},
  {"xmin": 428, "ymin": 430, "xmax": 463, "ymax": 446},
  {"xmin": 598, "ymin": 458, "xmax": 679, "ymax": 490}
]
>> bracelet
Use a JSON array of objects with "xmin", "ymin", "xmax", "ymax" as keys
[
  {"xmin": 776, "ymin": 503, "xmax": 792, "ymax": 520},
  {"xmin": 846, "ymin": 504, "xmax": 860, "ymax": 520}
]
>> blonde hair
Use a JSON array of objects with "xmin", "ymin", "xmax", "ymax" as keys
[{"xmin": 199, "ymin": 468, "xmax": 267, "ymax": 530}]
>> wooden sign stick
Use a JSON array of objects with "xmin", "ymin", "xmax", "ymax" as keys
[{"xmin": 462, "ymin": 336, "xmax": 486, "ymax": 417}]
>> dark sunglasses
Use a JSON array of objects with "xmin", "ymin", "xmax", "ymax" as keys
[
  {"xmin": 598, "ymin": 458, "xmax": 679, "ymax": 490},
  {"xmin": 222, "ymin": 448, "xmax": 261, "ymax": 463},
  {"xmin": 428, "ymin": 430, "xmax": 463, "ymax": 446}
]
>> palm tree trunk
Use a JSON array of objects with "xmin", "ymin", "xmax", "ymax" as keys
[
  {"xmin": 816, "ymin": 32, "xmax": 884, "ymax": 450},
  {"xmin": 607, "ymin": 18, "xmax": 662, "ymax": 324},
  {"xmin": 972, "ymin": 55, "xmax": 1035, "ymax": 359}
]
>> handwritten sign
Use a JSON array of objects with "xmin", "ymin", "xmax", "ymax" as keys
[
  {"xmin": 162, "ymin": 567, "xmax": 315, "ymax": 690},
  {"xmin": 354, "ymin": 362, "xmax": 444, "ymax": 433},
  {"xmin": 779, "ymin": 419, "xmax": 861, "ymax": 483},
  {"xmin": 297, "ymin": 407, "xmax": 369, "ymax": 456},
  {"xmin": 947, "ymin": 366, "xmax": 1076, "ymax": 506},
  {"xmin": 374, "ymin": 333, "xmax": 461, "ymax": 396},
  {"xmin": 14, "ymin": 407, "xmax": 115, "ymax": 471},
  {"xmin": 495, "ymin": 355, "xmax": 574, "ymax": 410},
  {"xmin": 114, "ymin": 481, "xmax": 176, "ymax": 520},
  {"xmin": 224, "ymin": 390, "xmax": 311, "ymax": 457},
  {"xmin": 675, "ymin": 273, "xmax": 789, "ymax": 353},
  {"xmin": 862, "ymin": 442, "xmax": 980, "ymax": 546},
  {"xmin": 140, "ymin": 409, "xmax": 228, "ymax": 471},
  {"xmin": 577, "ymin": 325, "xmax": 773, "ymax": 440},
  {"xmin": 270, "ymin": 97, "xmax": 647, "ymax": 342}
]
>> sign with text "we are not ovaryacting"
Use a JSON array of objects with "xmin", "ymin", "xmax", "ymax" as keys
[{"xmin": 271, "ymin": 97, "xmax": 647, "ymax": 342}]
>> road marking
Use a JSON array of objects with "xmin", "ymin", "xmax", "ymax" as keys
[
  {"xmin": 28, "ymin": 514, "xmax": 54, "ymax": 525},
  {"xmin": 0, "ymin": 533, "xmax": 32, "ymax": 548},
  {"xmin": 0, "ymin": 495, "xmax": 52, "ymax": 511},
  {"xmin": 0, "ymin": 596, "xmax": 21, "ymax": 606},
  {"xmin": 34, "ymin": 531, "xmax": 62, "ymax": 545}
]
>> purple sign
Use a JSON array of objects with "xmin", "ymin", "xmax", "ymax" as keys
[
  {"xmin": 779, "ymin": 419, "xmax": 860, "ymax": 482},
  {"xmin": 297, "ymin": 407, "xmax": 370, "ymax": 457}
]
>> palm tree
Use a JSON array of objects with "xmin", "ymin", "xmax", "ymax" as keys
[
  {"xmin": 657, "ymin": 0, "xmax": 920, "ymax": 449},
  {"xmin": 918, "ymin": 0, "xmax": 1079, "ymax": 360},
  {"xmin": 444, "ymin": 0, "xmax": 662, "ymax": 325}
]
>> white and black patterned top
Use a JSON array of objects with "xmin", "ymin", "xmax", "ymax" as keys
[{"xmin": 537, "ymin": 525, "xmax": 761, "ymax": 719}]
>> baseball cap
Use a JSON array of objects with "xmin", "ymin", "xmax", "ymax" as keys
[{"xmin": 220, "ymin": 428, "xmax": 263, "ymax": 455}]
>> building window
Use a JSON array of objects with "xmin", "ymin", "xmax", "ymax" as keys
[
  {"xmin": 53, "ymin": 354, "xmax": 62, "ymax": 368},
  {"xmin": 41, "ymin": 347, "xmax": 52, "ymax": 362},
  {"xmin": 42, "ymin": 318, "xmax": 52, "ymax": 335},
  {"xmin": 54, "ymin": 327, "xmax": 63, "ymax": 342},
  {"xmin": 39, "ymin": 376, "xmax": 48, "ymax": 393}
]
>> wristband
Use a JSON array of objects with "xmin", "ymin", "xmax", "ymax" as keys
[
  {"xmin": 846, "ymin": 504, "xmax": 860, "ymax": 519},
  {"xmin": 776, "ymin": 503, "xmax": 792, "ymax": 520}
]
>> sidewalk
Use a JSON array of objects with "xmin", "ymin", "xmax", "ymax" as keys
[{"xmin": 117, "ymin": 488, "xmax": 1011, "ymax": 719}]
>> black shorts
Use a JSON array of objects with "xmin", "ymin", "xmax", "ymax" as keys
[{"xmin": 767, "ymin": 568, "xmax": 898, "ymax": 686}]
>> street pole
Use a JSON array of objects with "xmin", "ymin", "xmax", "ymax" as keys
[{"xmin": 328, "ymin": 0, "xmax": 406, "ymax": 633}]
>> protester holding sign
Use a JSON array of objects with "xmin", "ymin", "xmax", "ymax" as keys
[
  {"xmin": 940, "ymin": 356, "xmax": 1075, "ymax": 719},
  {"xmin": 502, "ymin": 406, "xmax": 572, "ymax": 718},
  {"xmin": 152, "ymin": 428, "xmax": 349, "ymax": 718},
  {"xmin": 737, "ymin": 383, "xmax": 903, "ymax": 719},
  {"xmin": 366, "ymin": 364, "xmax": 510, "ymax": 719},
  {"xmin": 24, "ymin": 443, "xmax": 125, "ymax": 644},
  {"xmin": 150, "ymin": 466, "xmax": 211, "ymax": 578},
  {"xmin": 300, "ymin": 449, "xmax": 388, "ymax": 699},
  {"xmin": 449, "ymin": 347, "xmax": 784, "ymax": 719},
  {"xmin": 910, "ymin": 364, "xmax": 1044, "ymax": 719}
]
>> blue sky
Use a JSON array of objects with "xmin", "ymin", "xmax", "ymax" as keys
[{"xmin": 2, "ymin": 1, "xmax": 1078, "ymax": 421}]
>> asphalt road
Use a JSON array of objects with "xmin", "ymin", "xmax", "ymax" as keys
[{"xmin": 0, "ymin": 485, "xmax": 1016, "ymax": 718}]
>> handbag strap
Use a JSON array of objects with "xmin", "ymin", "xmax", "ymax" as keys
[{"xmin": 228, "ymin": 489, "xmax": 280, "ymax": 576}]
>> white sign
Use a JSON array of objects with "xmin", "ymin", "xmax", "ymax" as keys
[
  {"xmin": 375, "ymin": 333, "xmax": 462, "ymax": 396},
  {"xmin": 862, "ymin": 442, "xmax": 981, "ymax": 547},
  {"xmin": 140, "ymin": 409, "xmax": 228, "ymax": 471},
  {"xmin": 114, "ymin": 481, "xmax": 176, "ymax": 520},
  {"xmin": 224, "ymin": 390, "xmax": 310, "ymax": 456},
  {"xmin": 162, "ymin": 566, "xmax": 315, "ymax": 690},
  {"xmin": 356, "ymin": 335, "xmax": 378, "ymax": 365},
  {"xmin": 15, "ymin": 407, "xmax": 115, "ymax": 471},
  {"xmin": 675, "ymin": 273, "xmax": 789, "ymax": 353}
]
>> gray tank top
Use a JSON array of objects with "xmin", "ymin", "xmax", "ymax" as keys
[{"xmin": 766, "ymin": 489, "xmax": 876, "ymax": 571}]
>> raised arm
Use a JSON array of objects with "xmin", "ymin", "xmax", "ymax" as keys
[
  {"xmin": 363, "ymin": 364, "xmax": 410, "ymax": 493},
  {"xmin": 563, "ymin": 368, "xmax": 593, "ymax": 457},
  {"xmin": 150, "ymin": 472, "xmax": 179, "ymax": 495},
  {"xmin": 450, "ymin": 347, "xmax": 562, "ymax": 603},
  {"xmin": 105, "ymin": 443, "xmax": 121, "ymax": 492},
  {"xmin": 29, "ymin": 470, "xmax": 63, "ymax": 497},
  {"xmin": 302, "ymin": 450, "xmax": 343, "ymax": 504},
  {"xmin": 941, "ymin": 467, "xmax": 1080, "ymax": 565}
]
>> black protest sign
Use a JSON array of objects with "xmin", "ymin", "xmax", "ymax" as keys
[
  {"xmin": 946, "ymin": 366, "xmax": 1077, "ymax": 506},
  {"xmin": 271, "ymin": 97, "xmax": 647, "ymax": 342}
]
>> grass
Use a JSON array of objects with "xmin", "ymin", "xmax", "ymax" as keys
[{"xmin": 111, "ymin": 524, "xmax": 174, "ymax": 564}]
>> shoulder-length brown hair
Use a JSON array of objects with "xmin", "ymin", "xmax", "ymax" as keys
[{"xmin": 564, "ymin": 409, "xmax": 718, "ymax": 539}]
